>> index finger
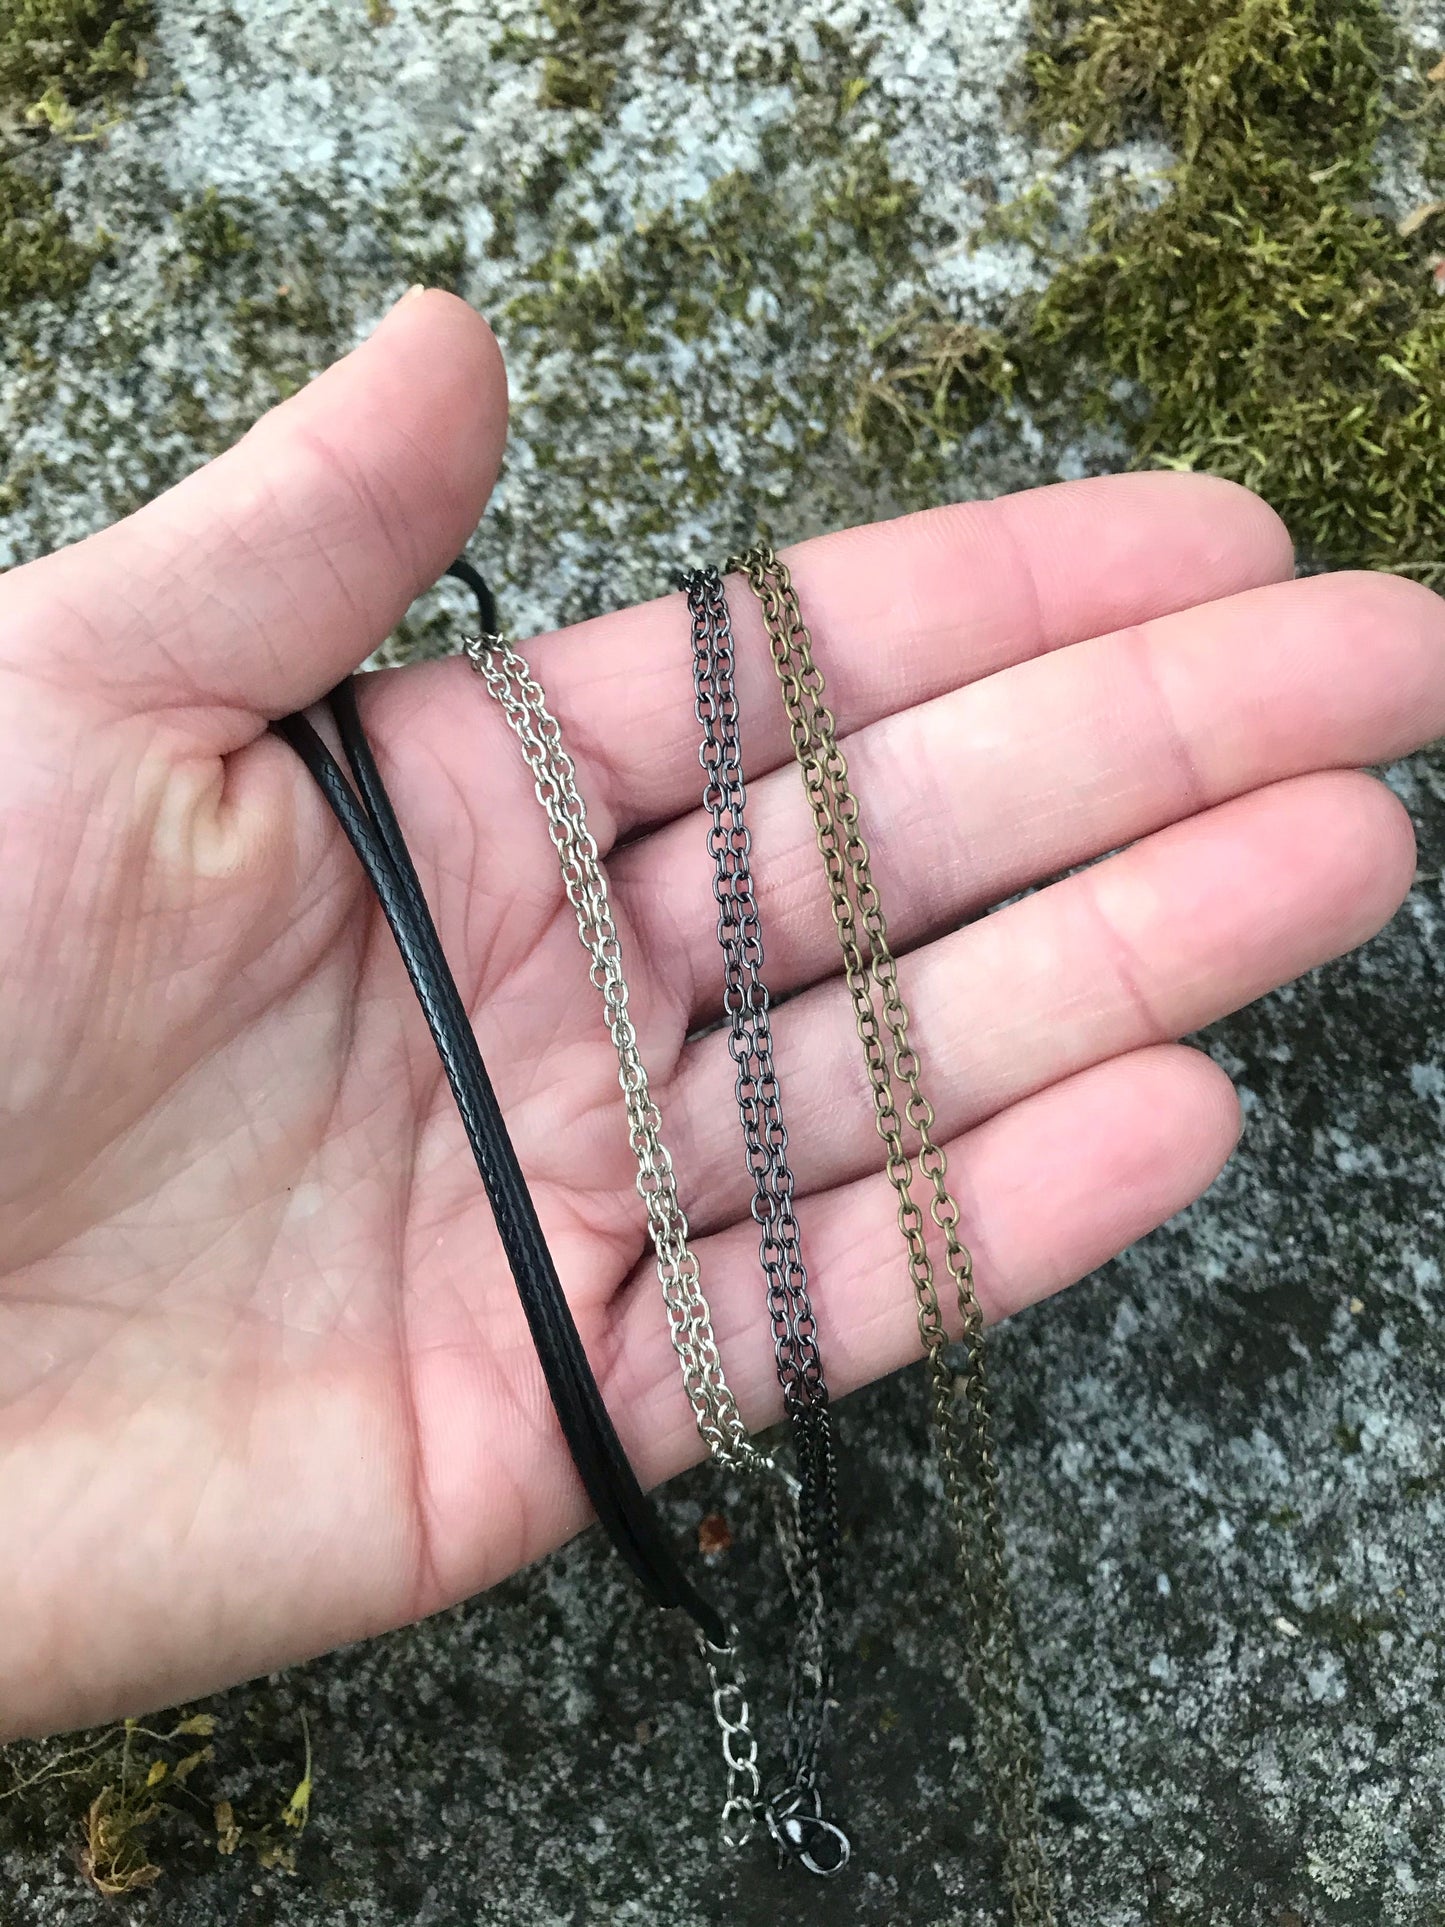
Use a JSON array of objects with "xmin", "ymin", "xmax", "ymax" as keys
[{"xmin": 442, "ymin": 471, "xmax": 1293, "ymax": 841}]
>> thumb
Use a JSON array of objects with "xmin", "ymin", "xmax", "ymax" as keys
[{"xmin": 0, "ymin": 290, "xmax": 507, "ymax": 747}]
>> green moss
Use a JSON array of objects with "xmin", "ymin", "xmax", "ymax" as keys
[
  {"xmin": 851, "ymin": 313, "xmax": 1018, "ymax": 483},
  {"xmin": 375, "ymin": 152, "xmax": 470, "ymax": 292},
  {"xmin": 0, "ymin": 163, "xmax": 105, "ymax": 306},
  {"xmin": 0, "ymin": 1710, "xmax": 312, "ymax": 1892},
  {"xmin": 174, "ymin": 184, "xmax": 256, "ymax": 262},
  {"xmin": 495, "ymin": 0, "xmax": 645, "ymax": 116},
  {"xmin": 0, "ymin": 0, "xmax": 151, "ymax": 114},
  {"xmin": 538, "ymin": 51, "xmax": 613, "ymax": 113},
  {"xmin": 878, "ymin": 0, "xmax": 1445, "ymax": 577},
  {"xmin": 0, "ymin": 0, "xmax": 151, "ymax": 323},
  {"xmin": 1025, "ymin": 0, "xmax": 1445, "ymax": 574}
]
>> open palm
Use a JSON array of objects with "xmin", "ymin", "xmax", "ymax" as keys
[{"xmin": 3, "ymin": 293, "xmax": 1440, "ymax": 1741}]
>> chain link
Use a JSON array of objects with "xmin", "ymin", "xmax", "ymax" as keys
[
  {"xmin": 729, "ymin": 543, "xmax": 1056, "ymax": 1924},
  {"xmin": 467, "ymin": 630, "xmax": 776, "ymax": 1479},
  {"xmin": 697, "ymin": 1632, "xmax": 763, "ymax": 1851},
  {"xmin": 683, "ymin": 566, "xmax": 841, "ymax": 1825}
]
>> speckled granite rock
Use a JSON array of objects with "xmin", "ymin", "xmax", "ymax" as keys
[{"xmin": 3, "ymin": 3, "xmax": 1445, "ymax": 1924}]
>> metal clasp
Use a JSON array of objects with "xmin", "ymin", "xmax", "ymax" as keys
[{"xmin": 765, "ymin": 1785, "xmax": 851, "ymax": 1878}]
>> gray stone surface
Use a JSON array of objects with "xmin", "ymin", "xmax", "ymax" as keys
[{"xmin": 3, "ymin": 3, "xmax": 1445, "ymax": 1924}]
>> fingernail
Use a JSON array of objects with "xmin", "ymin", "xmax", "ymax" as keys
[
  {"xmin": 385, "ymin": 285, "xmax": 427, "ymax": 318},
  {"xmin": 370, "ymin": 285, "xmax": 428, "ymax": 336}
]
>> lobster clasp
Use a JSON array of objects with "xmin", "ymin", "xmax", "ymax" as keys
[{"xmin": 765, "ymin": 1784, "xmax": 851, "ymax": 1878}]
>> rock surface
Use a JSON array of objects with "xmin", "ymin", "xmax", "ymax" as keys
[{"xmin": 2, "ymin": 3, "xmax": 1444, "ymax": 1923}]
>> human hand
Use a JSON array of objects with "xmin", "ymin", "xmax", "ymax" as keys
[{"xmin": 3, "ymin": 293, "xmax": 1439, "ymax": 1740}]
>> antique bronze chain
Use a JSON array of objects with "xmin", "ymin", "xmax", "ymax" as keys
[{"xmin": 729, "ymin": 542, "xmax": 1056, "ymax": 1923}]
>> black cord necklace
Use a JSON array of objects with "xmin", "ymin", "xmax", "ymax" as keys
[{"xmin": 272, "ymin": 656, "xmax": 728, "ymax": 1646}]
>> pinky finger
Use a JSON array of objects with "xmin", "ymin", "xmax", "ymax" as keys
[{"xmin": 607, "ymin": 1044, "xmax": 1241, "ymax": 1485}]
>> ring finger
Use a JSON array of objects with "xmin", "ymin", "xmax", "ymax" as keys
[{"xmin": 662, "ymin": 769, "xmax": 1415, "ymax": 1233}]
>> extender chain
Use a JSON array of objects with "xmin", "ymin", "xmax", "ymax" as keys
[
  {"xmin": 466, "ymin": 624, "xmax": 838, "ymax": 1871},
  {"xmin": 729, "ymin": 542, "xmax": 1056, "ymax": 1925}
]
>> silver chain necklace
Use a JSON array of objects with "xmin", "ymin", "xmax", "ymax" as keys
[{"xmin": 466, "ymin": 624, "xmax": 846, "ymax": 1874}]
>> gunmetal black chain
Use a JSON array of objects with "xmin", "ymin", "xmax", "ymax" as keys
[
  {"xmin": 682, "ymin": 566, "xmax": 844, "ymax": 1867},
  {"xmin": 730, "ymin": 542, "xmax": 1055, "ymax": 1925}
]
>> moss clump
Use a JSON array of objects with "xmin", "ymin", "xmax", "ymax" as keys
[
  {"xmin": 495, "ymin": 0, "xmax": 645, "ymax": 116},
  {"xmin": 0, "ymin": 0, "xmax": 151, "ymax": 117},
  {"xmin": 0, "ymin": 0, "xmax": 151, "ymax": 318},
  {"xmin": 869, "ymin": 0, "xmax": 1445, "ymax": 576},
  {"xmin": 1023, "ymin": 0, "xmax": 1445, "ymax": 574},
  {"xmin": 538, "ymin": 50, "xmax": 614, "ymax": 114},
  {"xmin": 852, "ymin": 313, "xmax": 1018, "ymax": 476},
  {"xmin": 0, "ymin": 162, "xmax": 103, "ymax": 305},
  {"xmin": 1035, "ymin": 1, "xmax": 1445, "ymax": 578},
  {"xmin": 171, "ymin": 183, "xmax": 258, "ymax": 274},
  {"xmin": 0, "ymin": 1710, "xmax": 313, "ymax": 1894},
  {"xmin": 375, "ymin": 152, "xmax": 470, "ymax": 291}
]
